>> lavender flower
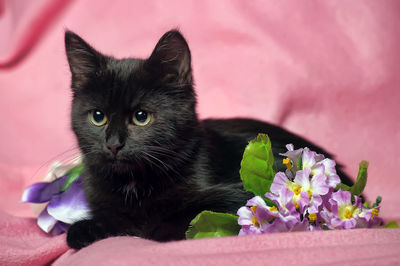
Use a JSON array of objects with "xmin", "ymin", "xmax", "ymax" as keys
[
  {"xmin": 237, "ymin": 196, "xmax": 277, "ymax": 235},
  {"xmin": 237, "ymin": 144, "xmax": 384, "ymax": 235},
  {"xmin": 22, "ymin": 160, "xmax": 91, "ymax": 235},
  {"xmin": 321, "ymin": 189, "xmax": 362, "ymax": 229}
]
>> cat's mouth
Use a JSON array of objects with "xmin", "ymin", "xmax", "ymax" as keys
[{"xmin": 102, "ymin": 156, "xmax": 138, "ymax": 173}]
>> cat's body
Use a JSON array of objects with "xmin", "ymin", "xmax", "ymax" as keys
[{"xmin": 65, "ymin": 30, "xmax": 352, "ymax": 249}]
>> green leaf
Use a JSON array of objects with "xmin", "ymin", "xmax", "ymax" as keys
[
  {"xmin": 363, "ymin": 201, "xmax": 371, "ymax": 208},
  {"xmin": 60, "ymin": 164, "xmax": 84, "ymax": 192},
  {"xmin": 384, "ymin": 221, "xmax": 399, "ymax": 229},
  {"xmin": 335, "ymin": 161, "xmax": 368, "ymax": 196},
  {"xmin": 239, "ymin": 134, "xmax": 275, "ymax": 205},
  {"xmin": 185, "ymin": 211, "xmax": 240, "ymax": 239}
]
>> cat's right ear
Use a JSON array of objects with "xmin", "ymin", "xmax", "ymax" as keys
[{"xmin": 65, "ymin": 31, "xmax": 102, "ymax": 89}]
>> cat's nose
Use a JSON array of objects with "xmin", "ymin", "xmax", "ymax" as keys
[{"xmin": 107, "ymin": 143, "xmax": 124, "ymax": 155}]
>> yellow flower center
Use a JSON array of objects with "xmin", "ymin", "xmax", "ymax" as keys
[
  {"xmin": 269, "ymin": 206, "xmax": 278, "ymax": 212},
  {"xmin": 250, "ymin": 206, "xmax": 258, "ymax": 214},
  {"xmin": 294, "ymin": 202, "xmax": 299, "ymax": 209},
  {"xmin": 283, "ymin": 157, "xmax": 293, "ymax": 170},
  {"xmin": 293, "ymin": 186, "xmax": 302, "ymax": 196},
  {"xmin": 371, "ymin": 208, "xmax": 379, "ymax": 218},
  {"xmin": 307, "ymin": 190, "xmax": 312, "ymax": 198},
  {"xmin": 309, "ymin": 213, "xmax": 317, "ymax": 222},
  {"xmin": 338, "ymin": 205, "xmax": 356, "ymax": 220},
  {"xmin": 251, "ymin": 216, "xmax": 260, "ymax": 227},
  {"xmin": 344, "ymin": 209, "xmax": 352, "ymax": 219}
]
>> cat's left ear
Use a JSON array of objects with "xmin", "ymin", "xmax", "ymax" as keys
[
  {"xmin": 147, "ymin": 30, "xmax": 192, "ymax": 85},
  {"xmin": 65, "ymin": 31, "xmax": 104, "ymax": 89}
]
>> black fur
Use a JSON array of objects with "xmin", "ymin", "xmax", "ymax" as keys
[{"xmin": 65, "ymin": 30, "xmax": 352, "ymax": 249}]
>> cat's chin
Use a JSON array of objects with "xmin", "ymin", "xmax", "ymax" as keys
[
  {"xmin": 100, "ymin": 157, "xmax": 139, "ymax": 174},
  {"xmin": 110, "ymin": 160, "xmax": 138, "ymax": 173}
]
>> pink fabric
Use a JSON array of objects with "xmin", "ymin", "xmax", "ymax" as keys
[
  {"xmin": 0, "ymin": 211, "xmax": 68, "ymax": 265},
  {"xmin": 0, "ymin": 0, "xmax": 399, "ymax": 265},
  {"xmin": 53, "ymin": 230, "xmax": 400, "ymax": 266}
]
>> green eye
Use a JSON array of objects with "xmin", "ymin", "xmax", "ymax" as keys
[
  {"xmin": 89, "ymin": 110, "xmax": 108, "ymax": 126},
  {"xmin": 133, "ymin": 110, "xmax": 151, "ymax": 126}
]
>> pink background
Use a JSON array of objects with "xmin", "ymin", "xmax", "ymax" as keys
[{"xmin": 0, "ymin": 1, "xmax": 399, "ymax": 265}]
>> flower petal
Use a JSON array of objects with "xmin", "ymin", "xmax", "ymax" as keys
[
  {"xmin": 51, "ymin": 222, "xmax": 69, "ymax": 236},
  {"xmin": 332, "ymin": 190, "xmax": 351, "ymax": 206},
  {"xmin": 37, "ymin": 208, "xmax": 58, "ymax": 233},
  {"xmin": 47, "ymin": 177, "xmax": 91, "ymax": 224},
  {"xmin": 270, "ymin": 172, "xmax": 290, "ymax": 194},
  {"xmin": 246, "ymin": 196, "xmax": 267, "ymax": 209},
  {"xmin": 320, "ymin": 158, "xmax": 337, "ymax": 176},
  {"xmin": 294, "ymin": 168, "xmax": 311, "ymax": 190},
  {"xmin": 311, "ymin": 173, "xmax": 329, "ymax": 195},
  {"xmin": 302, "ymin": 148, "xmax": 316, "ymax": 169},
  {"xmin": 21, "ymin": 176, "xmax": 68, "ymax": 203},
  {"xmin": 237, "ymin": 207, "xmax": 253, "ymax": 226},
  {"xmin": 327, "ymin": 174, "xmax": 341, "ymax": 188},
  {"xmin": 279, "ymin": 145, "xmax": 303, "ymax": 165}
]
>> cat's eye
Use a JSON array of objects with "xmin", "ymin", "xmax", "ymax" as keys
[
  {"xmin": 89, "ymin": 110, "xmax": 108, "ymax": 126},
  {"xmin": 132, "ymin": 110, "xmax": 151, "ymax": 126}
]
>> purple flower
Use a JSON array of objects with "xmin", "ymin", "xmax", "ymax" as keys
[
  {"xmin": 311, "ymin": 159, "xmax": 340, "ymax": 188},
  {"xmin": 268, "ymin": 167, "xmax": 328, "ymax": 214},
  {"xmin": 237, "ymin": 196, "xmax": 277, "ymax": 235},
  {"xmin": 22, "ymin": 175, "xmax": 91, "ymax": 235},
  {"xmin": 265, "ymin": 188, "xmax": 302, "ymax": 231},
  {"xmin": 293, "ymin": 168, "xmax": 329, "ymax": 211},
  {"xmin": 322, "ymin": 190, "xmax": 363, "ymax": 229},
  {"xmin": 279, "ymin": 144, "xmax": 303, "ymax": 171},
  {"xmin": 357, "ymin": 206, "xmax": 383, "ymax": 228}
]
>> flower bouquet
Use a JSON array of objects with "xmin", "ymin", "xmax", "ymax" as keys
[{"xmin": 185, "ymin": 134, "xmax": 397, "ymax": 238}]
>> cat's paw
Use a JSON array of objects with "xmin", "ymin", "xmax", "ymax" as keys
[{"xmin": 67, "ymin": 219, "xmax": 105, "ymax": 249}]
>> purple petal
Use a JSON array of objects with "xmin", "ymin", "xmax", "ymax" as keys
[
  {"xmin": 37, "ymin": 208, "xmax": 58, "ymax": 233},
  {"xmin": 279, "ymin": 145, "xmax": 303, "ymax": 165},
  {"xmin": 315, "ymin": 153, "xmax": 325, "ymax": 162},
  {"xmin": 277, "ymin": 211, "xmax": 300, "ymax": 230},
  {"xmin": 311, "ymin": 164, "xmax": 325, "ymax": 176},
  {"xmin": 298, "ymin": 191, "xmax": 310, "ymax": 213},
  {"xmin": 265, "ymin": 192, "xmax": 278, "ymax": 202},
  {"xmin": 311, "ymin": 173, "xmax": 329, "ymax": 195},
  {"xmin": 270, "ymin": 172, "xmax": 289, "ymax": 194},
  {"xmin": 359, "ymin": 210, "xmax": 372, "ymax": 221},
  {"xmin": 264, "ymin": 219, "xmax": 289, "ymax": 233},
  {"xmin": 290, "ymin": 218, "xmax": 310, "ymax": 232},
  {"xmin": 294, "ymin": 168, "xmax": 311, "ymax": 189},
  {"xmin": 280, "ymin": 187, "xmax": 294, "ymax": 207},
  {"xmin": 343, "ymin": 219, "xmax": 357, "ymax": 229},
  {"xmin": 238, "ymin": 227, "xmax": 250, "ymax": 236},
  {"xmin": 286, "ymin": 144, "xmax": 294, "ymax": 151},
  {"xmin": 47, "ymin": 177, "xmax": 91, "ymax": 224},
  {"xmin": 246, "ymin": 196, "xmax": 267, "ymax": 209},
  {"xmin": 310, "ymin": 194, "xmax": 323, "ymax": 210},
  {"xmin": 21, "ymin": 176, "xmax": 68, "ymax": 203},
  {"xmin": 321, "ymin": 159, "xmax": 337, "ymax": 175},
  {"xmin": 237, "ymin": 207, "xmax": 253, "ymax": 226},
  {"xmin": 328, "ymin": 174, "xmax": 341, "ymax": 188},
  {"xmin": 332, "ymin": 190, "xmax": 351, "ymax": 206},
  {"xmin": 51, "ymin": 222, "xmax": 69, "ymax": 236},
  {"xmin": 302, "ymin": 148, "xmax": 316, "ymax": 169}
]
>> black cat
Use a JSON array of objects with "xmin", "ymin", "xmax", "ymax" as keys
[{"xmin": 65, "ymin": 29, "xmax": 352, "ymax": 249}]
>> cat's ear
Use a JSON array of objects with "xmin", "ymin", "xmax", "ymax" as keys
[
  {"xmin": 65, "ymin": 31, "xmax": 103, "ymax": 89},
  {"xmin": 148, "ymin": 30, "xmax": 192, "ymax": 85}
]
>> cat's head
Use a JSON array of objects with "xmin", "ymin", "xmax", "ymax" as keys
[{"xmin": 65, "ymin": 30, "xmax": 198, "ymax": 184}]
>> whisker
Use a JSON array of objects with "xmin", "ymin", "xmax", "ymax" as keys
[{"xmin": 31, "ymin": 146, "xmax": 82, "ymax": 179}]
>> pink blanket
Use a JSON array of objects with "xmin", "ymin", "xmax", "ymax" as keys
[{"xmin": 1, "ymin": 0, "xmax": 399, "ymax": 265}]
